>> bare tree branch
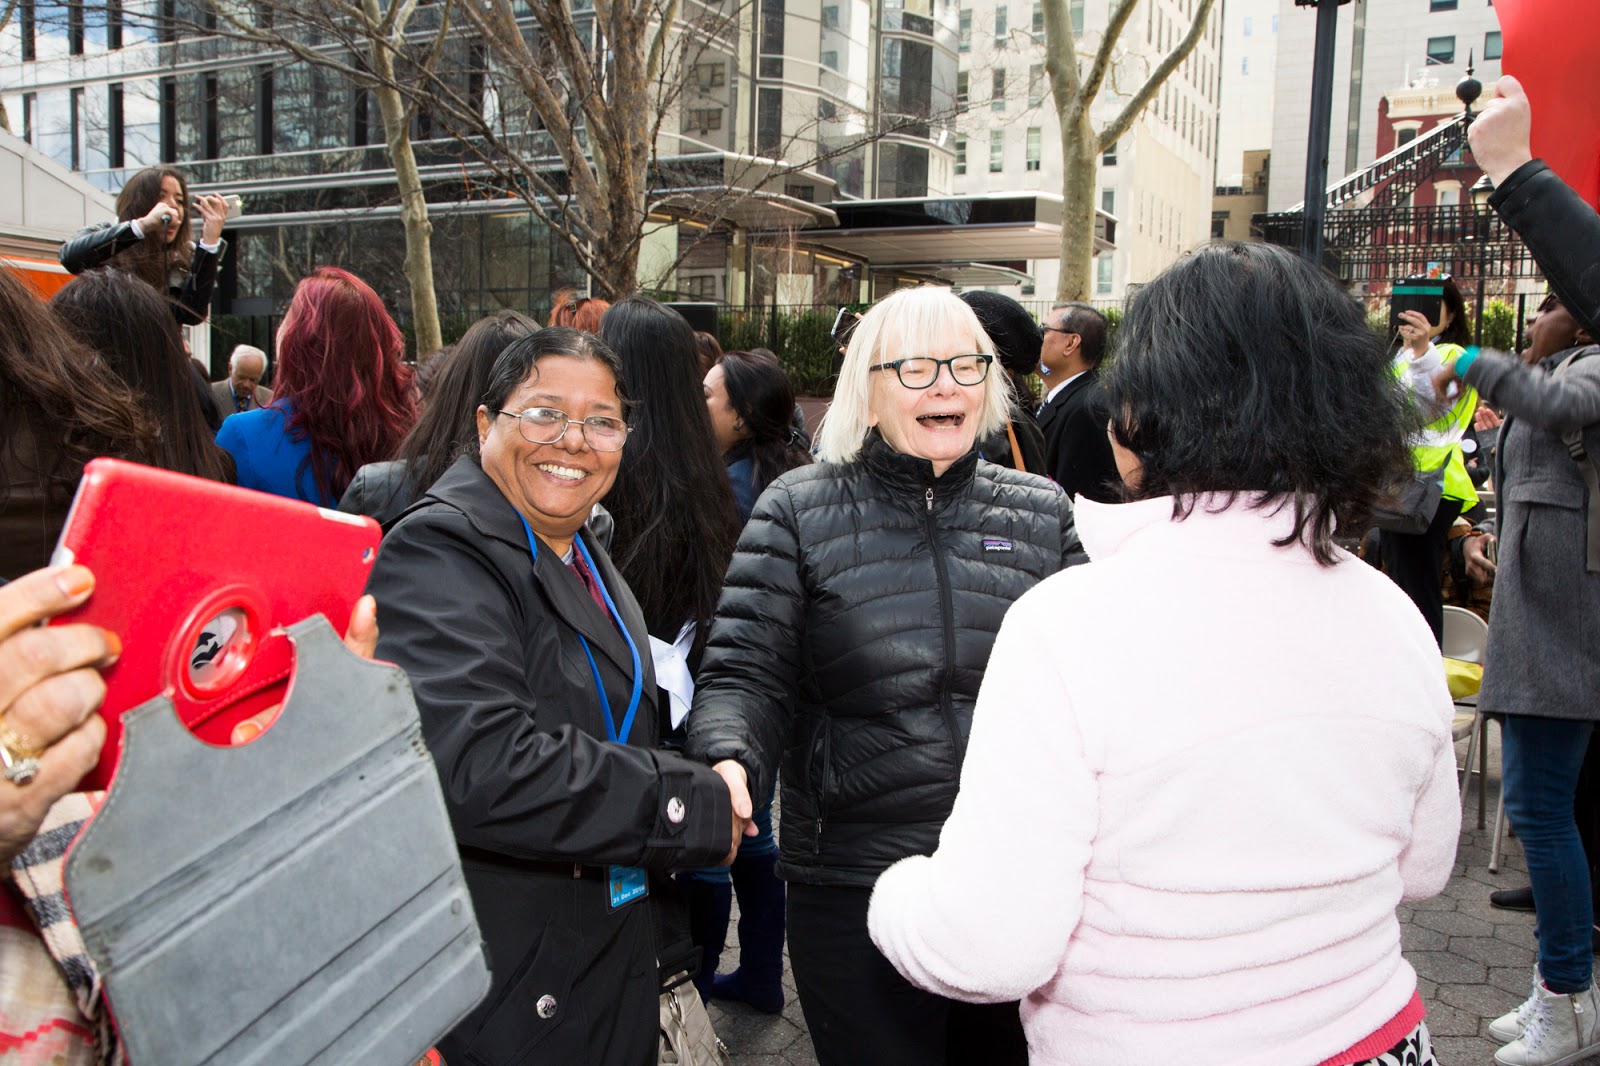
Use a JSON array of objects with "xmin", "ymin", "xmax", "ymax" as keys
[
  {"xmin": 1098, "ymin": 0, "xmax": 1215, "ymax": 152},
  {"xmin": 1079, "ymin": 0, "xmax": 1136, "ymax": 104}
]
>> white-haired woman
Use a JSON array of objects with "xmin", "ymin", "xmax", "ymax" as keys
[{"xmin": 686, "ymin": 285, "xmax": 1087, "ymax": 1065}]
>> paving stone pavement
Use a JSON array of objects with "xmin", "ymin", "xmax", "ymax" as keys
[{"xmin": 704, "ymin": 725, "xmax": 1596, "ymax": 1065}]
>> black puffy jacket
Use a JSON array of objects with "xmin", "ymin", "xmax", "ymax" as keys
[{"xmin": 686, "ymin": 433, "xmax": 1087, "ymax": 887}]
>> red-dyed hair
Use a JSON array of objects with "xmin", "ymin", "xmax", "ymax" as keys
[
  {"xmin": 548, "ymin": 287, "xmax": 611, "ymax": 333},
  {"xmin": 273, "ymin": 267, "xmax": 416, "ymax": 502}
]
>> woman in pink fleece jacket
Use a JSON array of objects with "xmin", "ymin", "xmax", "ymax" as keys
[{"xmin": 867, "ymin": 242, "xmax": 1463, "ymax": 1066}]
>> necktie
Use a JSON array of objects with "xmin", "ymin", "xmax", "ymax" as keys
[{"xmin": 569, "ymin": 550, "xmax": 618, "ymax": 630}]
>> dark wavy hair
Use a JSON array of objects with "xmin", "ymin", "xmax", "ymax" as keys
[
  {"xmin": 274, "ymin": 267, "xmax": 417, "ymax": 502},
  {"xmin": 112, "ymin": 165, "xmax": 192, "ymax": 291},
  {"xmin": 598, "ymin": 297, "xmax": 741, "ymax": 645},
  {"xmin": 397, "ymin": 311, "xmax": 537, "ymax": 498},
  {"xmin": 1103, "ymin": 241, "xmax": 1414, "ymax": 566},
  {"xmin": 0, "ymin": 267, "xmax": 154, "ymax": 512},
  {"xmin": 718, "ymin": 349, "xmax": 812, "ymax": 492},
  {"xmin": 1397, "ymin": 274, "xmax": 1474, "ymax": 348},
  {"xmin": 50, "ymin": 270, "xmax": 230, "ymax": 482},
  {"xmin": 480, "ymin": 325, "xmax": 631, "ymax": 414}
]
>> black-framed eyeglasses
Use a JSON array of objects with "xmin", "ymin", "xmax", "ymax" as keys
[
  {"xmin": 871, "ymin": 353, "xmax": 992, "ymax": 389},
  {"xmin": 494, "ymin": 407, "xmax": 630, "ymax": 451},
  {"xmin": 1041, "ymin": 325, "xmax": 1076, "ymax": 336}
]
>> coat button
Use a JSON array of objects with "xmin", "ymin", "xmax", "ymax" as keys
[
  {"xmin": 666, "ymin": 797, "xmax": 686, "ymax": 824},
  {"xmin": 536, "ymin": 995, "xmax": 558, "ymax": 1019}
]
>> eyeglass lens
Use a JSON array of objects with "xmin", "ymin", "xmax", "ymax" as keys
[{"xmin": 892, "ymin": 356, "xmax": 989, "ymax": 388}]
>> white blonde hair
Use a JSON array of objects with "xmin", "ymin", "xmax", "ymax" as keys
[{"xmin": 815, "ymin": 285, "xmax": 1013, "ymax": 464}]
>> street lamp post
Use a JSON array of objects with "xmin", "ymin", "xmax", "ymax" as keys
[
  {"xmin": 1297, "ymin": 0, "xmax": 1353, "ymax": 264},
  {"xmin": 1471, "ymin": 173, "xmax": 1495, "ymax": 343}
]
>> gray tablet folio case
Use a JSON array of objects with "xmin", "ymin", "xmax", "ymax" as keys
[{"xmin": 62, "ymin": 616, "xmax": 491, "ymax": 1065}]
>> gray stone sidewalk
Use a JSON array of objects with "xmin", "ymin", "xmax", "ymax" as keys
[{"xmin": 705, "ymin": 727, "xmax": 1594, "ymax": 1065}]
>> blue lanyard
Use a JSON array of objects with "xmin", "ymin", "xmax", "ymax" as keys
[{"xmin": 517, "ymin": 514, "xmax": 644, "ymax": 745}]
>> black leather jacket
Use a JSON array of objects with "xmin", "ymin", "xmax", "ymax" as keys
[
  {"xmin": 1490, "ymin": 160, "xmax": 1600, "ymax": 338},
  {"xmin": 58, "ymin": 221, "xmax": 224, "ymax": 326},
  {"xmin": 686, "ymin": 433, "xmax": 1087, "ymax": 887}
]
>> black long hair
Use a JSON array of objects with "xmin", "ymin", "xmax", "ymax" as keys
[
  {"xmin": 112, "ymin": 165, "xmax": 192, "ymax": 291},
  {"xmin": 50, "ymin": 270, "xmax": 230, "ymax": 482},
  {"xmin": 396, "ymin": 310, "xmax": 538, "ymax": 497},
  {"xmin": 1104, "ymin": 241, "xmax": 1415, "ymax": 566},
  {"xmin": 598, "ymin": 297, "xmax": 741, "ymax": 645},
  {"xmin": 0, "ymin": 268, "xmax": 153, "ymax": 515},
  {"xmin": 719, "ymin": 349, "xmax": 812, "ymax": 493}
]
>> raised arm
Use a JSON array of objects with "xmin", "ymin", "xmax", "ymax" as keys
[{"xmin": 1465, "ymin": 350, "xmax": 1600, "ymax": 437}]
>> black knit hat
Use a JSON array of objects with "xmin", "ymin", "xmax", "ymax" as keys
[{"xmin": 959, "ymin": 290, "xmax": 1043, "ymax": 377}]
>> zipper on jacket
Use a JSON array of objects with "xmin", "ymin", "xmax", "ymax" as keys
[
  {"xmin": 924, "ymin": 484, "xmax": 966, "ymax": 764},
  {"xmin": 813, "ymin": 720, "xmax": 832, "ymax": 856}
]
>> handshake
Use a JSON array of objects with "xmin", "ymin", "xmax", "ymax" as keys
[{"xmin": 712, "ymin": 759, "xmax": 760, "ymax": 866}]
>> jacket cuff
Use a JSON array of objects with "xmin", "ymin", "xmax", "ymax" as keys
[
  {"xmin": 1488, "ymin": 158, "xmax": 1547, "ymax": 211},
  {"xmin": 643, "ymin": 757, "xmax": 733, "ymax": 869}
]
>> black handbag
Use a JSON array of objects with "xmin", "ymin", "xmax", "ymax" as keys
[{"xmin": 1373, "ymin": 450, "xmax": 1451, "ymax": 535}]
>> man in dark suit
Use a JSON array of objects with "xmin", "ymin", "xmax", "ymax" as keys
[
  {"xmin": 212, "ymin": 344, "xmax": 272, "ymax": 415},
  {"xmin": 1036, "ymin": 303, "xmax": 1122, "ymax": 503}
]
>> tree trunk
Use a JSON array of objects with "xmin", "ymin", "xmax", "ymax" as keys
[
  {"xmin": 369, "ymin": 48, "xmax": 443, "ymax": 357},
  {"xmin": 1056, "ymin": 109, "xmax": 1099, "ymax": 302}
]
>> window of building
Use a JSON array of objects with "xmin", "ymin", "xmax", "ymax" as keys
[
  {"xmin": 1027, "ymin": 64, "xmax": 1044, "ymax": 107},
  {"xmin": 990, "ymin": 129, "xmax": 1004, "ymax": 172},
  {"xmin": 1241, "ymin": 55, "xmax": 1248, "ymax": 75},
  {"xmin": 993, "ymin": 5, "xmax": 1006, "ymax": 45},
  {"xmin": 991, "ymin": 69, "xmax": 1005, "ymax": 111},
  {"xmin": 1101, "ymin": 187, "xmax": 1114, "ymax": 214},
  {"xmin": 955, "ymin": 135, "xmax": 967, "ymax": 174},
  {"xmin": 822, "ymin": 3, "xmax": 838, "ymax": 27},
  {"xmin": 1026, "ymin": 127, "xmax": 1041, "ymax": 170},
  {"xmin": 759, "ymin": 0, "xmax": 785, "ymax": 78},
  {"xmin": 1425, "ymin": 36, "xmax": 1455, "ymax": 65},
  {"xmin": 1484, "ymin": 30, "xmax": 1502, "ymax": 60},
  {"xmin": 958, "ymin": 8, "xmax": 970, "ymax": 50},
  {"xmin": 1242, "ymin": 15, "xmax": 1251, "ymax": 35},
  {"xmin": 693, "ymin": 62, "xmax": 726, "ymax": 89},
  {"xmin": 1096, "ymin": 254, "xmax": 1113, "ymax": 294},
  {"xmin": 1102, "ymin": 139, "xmax": 1117, "ymax": 165},
  {"xmin": 687, "ymin": 107, "xmax": 723, "ymax": 131},
  {"xmin": 1031, "ymin": 2, "xmax": 1042, "ymax": 36},
  {"xmin": 1429, "ymin": 0, "xmax": 1457, "ymax": 9},
  {"xmin": 1437, "ymin": 186, "xmax": 1460, "ymax": 206},
  {"xmin": 956, "ymin": 70, "xmax": 969, "ymax": 111},
  {"xmin": 1070, "ymin": 0, "xmax": 1083, "ymax": 35},
  {"xmin": 1271, "ymin": 14, "xmax": 1278, "ymax": 32},
  {"xmin": 1396, "ymin": 126, "xmax": 1419, "ymax": 147},
  {"xmin": 822, "ymin": 50, "xmax": 838, "ymax": 69},
  {"xmin": 682, "ymin": 275, "xmax": 719, "ymax": 300}
]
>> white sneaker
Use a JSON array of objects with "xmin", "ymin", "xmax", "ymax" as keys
[
  {"xmin": 1492, "ymin": 968, "xmax": 1544, "ymax": 1045},
  {"xmin": 1494, "ymin": 981, "xmax": 1600, "ymax": 1066}
]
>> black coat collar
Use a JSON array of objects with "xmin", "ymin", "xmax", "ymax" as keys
[
  {"xmin": 423, "ymin": 456, "xmax": 638, "ymax": 675},
  {"xmin": 1042, "ymin": 367, "xmax": 1098, "ymax": 413},
  {"xmin": 859, "ymin": 430, "xmax": 979, "ymax": 507}
]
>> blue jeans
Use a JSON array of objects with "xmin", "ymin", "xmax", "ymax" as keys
[
  {"xmin": 686, "ymin": 785, "xmax": 777, "ymax": 884},
  {"xmin": 1502, "ymin": 714, "xmax": 1597, "ymax": 993}
]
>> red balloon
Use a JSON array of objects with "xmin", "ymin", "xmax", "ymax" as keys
[{"xmin": 1496, "ymin": 0, "xmax": 1600, "ymax": 206}]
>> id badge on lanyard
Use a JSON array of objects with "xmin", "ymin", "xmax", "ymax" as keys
[{"xmin": 517, "ymin": 515, "xmax": 649, "ymax": 911}]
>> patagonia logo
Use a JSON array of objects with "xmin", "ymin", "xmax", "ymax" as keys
[{"xmin": 982, "ymin": 538, "xmax": 1013, "ymax": 553}]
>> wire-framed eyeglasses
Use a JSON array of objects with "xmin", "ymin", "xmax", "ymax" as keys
[
  {"xmin": 871, "ymin": 354, "xmax": 992, "ymax": 389},
  {"xmin": 494, "ymin": 407, "xmax": 630, "ymax": 451}
]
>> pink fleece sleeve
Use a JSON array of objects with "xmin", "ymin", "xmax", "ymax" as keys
[
  {"xmin": 867, "ymin": 589, "xmax": 1098, "ymax": 1003},
  {"xmin": 1397, "ymin": 717, "xmax": 1462, "ymax": 901}
]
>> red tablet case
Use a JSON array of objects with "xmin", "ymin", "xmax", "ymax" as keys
[{"xmin": 50, "ymin": 458, "xmax": 381, "ymax": 791}]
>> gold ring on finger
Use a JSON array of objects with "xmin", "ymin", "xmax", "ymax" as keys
[
  {"xmin": 0, "ymin": 738, "xmax": 41, "ymax": 787},
  {"xmin": 0, "ymin": 718, "xmax": 46, "ymax": 762}
]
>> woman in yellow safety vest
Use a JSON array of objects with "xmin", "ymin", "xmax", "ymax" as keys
[{"xmin": 1380, "ymin": 275, "xmax": 1480, "ymax": 646}]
